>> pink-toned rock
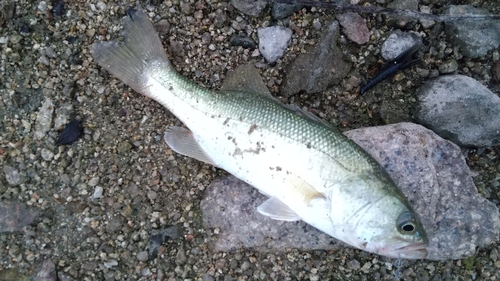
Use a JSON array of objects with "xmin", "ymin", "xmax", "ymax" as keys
[{"xmin": 337, "ymin": 12, "xmax": 370, "ymax": 45}]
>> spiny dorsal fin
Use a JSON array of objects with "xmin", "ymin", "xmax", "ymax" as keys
[
  {"xmin": 221, "ymin": 63, "xmax": 335, "ymax": 130},
  {"xmin": 284, "ymin": 103, "xmax": 335, "ymax": 130}
]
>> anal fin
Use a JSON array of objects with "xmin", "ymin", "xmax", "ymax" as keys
[
  {"xmin": 257, "ymin": 196, "xmax": 301, "ymax": 221},
  {"xmin": 164, "ymin": 126, "xmax": 215, "ymax": 165}
]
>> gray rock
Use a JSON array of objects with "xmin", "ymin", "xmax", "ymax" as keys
[
  {"xmin": 221, "ymin": 63, "xmax": 271, "ymax": 95},
  {"xmin": 103, "ymin": 260, "xmax": 118, "ymax": 268},
  {"xmin": 257, "ymin": 26, "xmax": 292, "ymax": 63},
  {"xmin": 438, "ymin": 59, "xmax": 458, "ymax": 74},
  {"xmin": 3, "ymin": 165, "xmax": 24, "ymax": 186},
  {"xmin": 88, "ymin": 176, "xmax": 100, "ymax": 187},
  {"xmin": 444, "ymin": 5, "xmax": 500, "ymax": 59},
  {"xmin": 0, "ymin": 202, "xmax": 39, "ymax": 233},
  {"xmin": 231, "ymin": 0, "xmax": 268, "ymax": 17},
  {"xmin": 136, "ymin": 251, "xmax": 149, "ymax": 262},
  {"xmin": 493, "ymin": 60, "xmax": 500, "ymax": 83},
  {"xmin": 176, "ymin": 249, "xmax": 187, "ymax": 264},
  {"xmin": 93, "ymin": 186, "xmax": 104, "ymax": 199},
  {"xmin": 53, "ymin": 102, "xmax": 73, "ymax": 130},
  {"xmin": 153, "ymin": 19, "xmax": 171, "ymax": 36},
  {"xmin": 32, "ymin": 260, "xmax": 57, "ymax": 281},
  {"xmin": 282, "ymin": 21, "xmax": 351, "ymax": 96},
  {"xmin": 212, "ymin": 8, "xmax": 228, "ymax": 28},
  {"xmin": 201, "ymin": 123, "xmax": 499, "ymax": 260},
  {"xmin": 415, "ymin": 75, "xmax": 500, "ymax": 147},
  {"xmin": 336, "ymin": 12, "xmax": 370, "ymax": 45},
  {"xmin": 179, "ymin": 1, "xmax": 193, "ymax": 15},
  {"xmin": 381, "ymin": 30, "xmax": 422, "ymax": 61},
  {"xmin": 419, "ymin": 5, "xmax": 435, "ymax": 29},
  {"xmin": 34, "ymin": 97, "xmax": 54, "ymax": 140},
  {"xmin": 271, "ymin": 2, "xmax": 302, "ymax": 20},
  {"xmin": 387, "ymin": 0, "xmax": 419, "ymax": 27},
  {"xmin": 149, "ymin": 225, "xmax": 182, "ymax": 258},
  {"xmin": 41, "ymin": 148, "xmax": 54, "ymax": 161},
  {"xmin": 202, "ymin": 273, "xmax": 215, "ymax": 281}
]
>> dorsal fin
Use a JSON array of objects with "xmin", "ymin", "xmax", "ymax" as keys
[
  {"xmin": 221, "ymin": 63, "xmax": 335, "ymax": 130},
  {"xmin": 283, "ymin": 103, "xmax": 335, "ymax": 130}
]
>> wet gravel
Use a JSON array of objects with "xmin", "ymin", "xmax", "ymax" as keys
[{"xmin": 1, "ymin": 0, "xmax": 500, "ymax": 280}]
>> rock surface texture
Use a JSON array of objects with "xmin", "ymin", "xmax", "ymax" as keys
[{"xmin": 415, "ymin": 75, "xmax": 500, "ymax": 147}]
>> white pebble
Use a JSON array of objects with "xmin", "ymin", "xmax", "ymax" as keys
[
  {"xmin": 41, "ymin": 148, "xmax": 54, "ymax": 161},
  {"xmin": 258, "ymin": 26, "xmax": 292, "ymax": 63},
  {"xmin": 38, "ymin": 1, "xmax": 47, "ymax": 12},
  {"xmin": 103, "ymin": 259, "xmax": 118, "ymax": 268},
  {"xmin": 97, "ymin": 2, "xmax": 107, "ymax": 11},
  {"xmin": 93, "ymin": 186, "xmax": 103, "ymax": 199}
]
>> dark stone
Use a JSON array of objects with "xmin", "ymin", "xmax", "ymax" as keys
[
  {"xmin": 230, "ymin": 34, "xmax": 257, "ymax": 49},
  {"xmin": 282, "ymin": 21, "xmax": 351, "ymax": 96},
  {"xmin": 149, "ymin": 225, "xmax": 182, "ymax": 258}
]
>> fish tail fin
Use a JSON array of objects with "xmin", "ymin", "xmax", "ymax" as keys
[{"xmin": 90, "ymin": 7, "xmax": 171, "ymax": 94}]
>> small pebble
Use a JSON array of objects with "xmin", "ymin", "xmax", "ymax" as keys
[
  {"xmin": 137, "ymin": 251, "xmax": 149, "ymax": 262},
  {"xmin": 4, "ymin": 166, "xmax": 23, "ymax": 185},
  {"xmin": 97, "ymin": 1, "xmax": 107, "ymax": 11},
  {"xmin": 438, "ymin": 59, "xmax": 459, "ymax": 74},
  {"xmin": 103, "ymin": 260, "xmax": 118, "ymax": 268},
  {"xmin": 88, "ymin": 176, "xmax": 100, "ymax": 186},
  {"xmin": 41, "ymin": 148, "xmax": 54, "ymax": 161},
  {"xmin": 93, "ymin": 186, "xmax": 103, "ymax": 199}
]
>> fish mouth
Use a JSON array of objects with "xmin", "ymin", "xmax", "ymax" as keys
[
  {"xmin": 392, "ymin": 242, "xmax": 428, "ymax": 259},
  {"xmin": 376, "ymin": 241, "xmax": 428, "ymax": 259}
]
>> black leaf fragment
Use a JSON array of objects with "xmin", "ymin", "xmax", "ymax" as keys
[{"xmin": 56, "ymin": 119, "xmax": 82, "ymax": 145}]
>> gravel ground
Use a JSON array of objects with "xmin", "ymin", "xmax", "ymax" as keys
[{"xmin": 1, "ymin": 0, "xmax": 500, "ymax": 280}]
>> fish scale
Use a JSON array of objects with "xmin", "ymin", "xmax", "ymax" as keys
[{"xmin": 91, "ymin": 7, "xmax": 428, "ymax": 259}]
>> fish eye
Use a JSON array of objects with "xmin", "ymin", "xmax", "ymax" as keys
[
  {"xmin": 400, "ymin": 222, "xmax": 416, "ymax": 233},
  {"xmin": 397, "ymin": 212, "xmax": 417, "ymax": 235}
]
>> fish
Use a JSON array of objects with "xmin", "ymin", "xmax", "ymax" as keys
[{"xmin": 91, "ymin": 7, "xmax": 428, "ymax": 259}]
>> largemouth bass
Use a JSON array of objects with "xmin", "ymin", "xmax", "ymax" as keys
[{"xmin": 91, "ymin": 8, "xmax": 428, "ymax": 259}]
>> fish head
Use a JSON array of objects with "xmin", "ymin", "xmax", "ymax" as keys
[
  {"xmin": 330, "ymin": 173, "xmax": 428, "ymax": 259},
  {"xmin": 357, "ymin": 198, "xmax": 428, "ymax": 259}
]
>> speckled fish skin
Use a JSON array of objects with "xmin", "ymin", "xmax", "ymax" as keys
[{"xmin": 91, "ymin": 8, "xmax": 428, "ymax": 259}]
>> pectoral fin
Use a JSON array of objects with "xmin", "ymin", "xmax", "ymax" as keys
[
  {"xmin": 257, "ymin": 196, "xmax": 301, "ymax": 221},
  {"xmin": 258, "ymin": 171, "xmax": 325, "ymax": 221},
  {"xmin": 164, "ymin": 126, "xmax": 215, "ymax": 165},
  {"xmin": 285, "ymin": 173, "xmax": 325, "ymax": 206}
]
